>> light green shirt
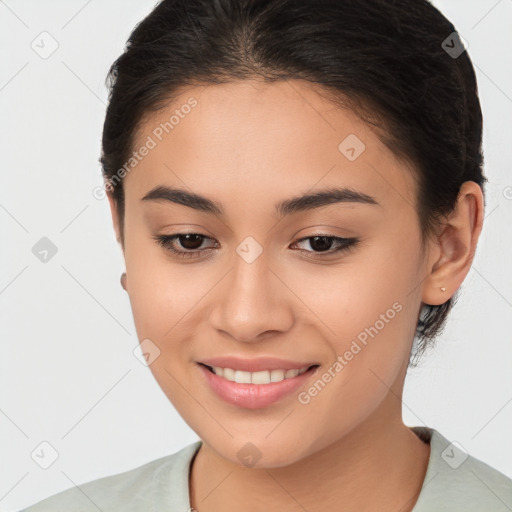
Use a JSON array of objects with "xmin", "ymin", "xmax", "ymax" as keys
[{"xmin": 19, "ymin": 426, "xmax": 512, "ymax": 511}]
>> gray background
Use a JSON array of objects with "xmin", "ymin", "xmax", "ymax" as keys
[{"xmin": 1, "ymin": 0, "xmax": 511, "ymax": 510}]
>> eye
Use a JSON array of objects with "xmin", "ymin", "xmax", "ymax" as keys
[
  {"xmin": 153, "ymin": 233, "xmax": 217, "ymax": 259},
  {"xmin": 153, "ymin": 233, "xmax": 359, "ymax": 260},
  {"xmin": 290, "ymin": 235, "xmax": 359, "ymax": 260}
]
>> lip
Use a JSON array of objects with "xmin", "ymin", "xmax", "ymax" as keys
[
  {"xmin": 198, "ymin": 356, "xmax": 318, "ymax": 373},
  {"xmin": 196, "ymin": 362, "xmax": 319, "ymax": 409}
]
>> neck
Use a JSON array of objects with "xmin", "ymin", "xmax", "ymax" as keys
[{"xmin": 189, "ymin": 395, "xmax": 430, "ymax": 512}]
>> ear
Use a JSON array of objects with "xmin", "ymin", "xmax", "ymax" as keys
[
  {"xmin": 106, "ymin": 190, "xmax": 124, "ymax": 250},
  {"xmin": 422, "ymin": 181, "xmax": 484, "ymax": 306}
]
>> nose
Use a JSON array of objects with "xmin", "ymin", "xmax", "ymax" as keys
[{"xmin": 209, "ymin": 249, "xmax": 295, "ymax": 343}]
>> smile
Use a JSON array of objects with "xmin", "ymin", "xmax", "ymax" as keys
[
  {"xmin": 197, "ymin": 361, "xmax": 320, "ymax": 409},
  {"xmin": 204, "ymin": 365, "xmax": 311, "ymax": 384}
]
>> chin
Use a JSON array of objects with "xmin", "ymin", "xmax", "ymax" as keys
[{"xmin": 202, "ymin": 434, "xmax": 316, "ymax": 469}]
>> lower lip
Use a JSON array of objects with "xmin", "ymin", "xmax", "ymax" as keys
[{"xmin": 197, "ymin": 363, "xmax": 318, "ymax": 409}]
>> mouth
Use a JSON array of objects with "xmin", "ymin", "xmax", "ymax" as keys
[
  {"xmin": 196, "ymin": 362, "xmax": 320, "ymax": 409},
  {"xmin": 198, "ymin": 363, "xmax": 319, "ymax": 384}
]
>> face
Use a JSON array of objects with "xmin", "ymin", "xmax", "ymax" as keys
[{"xmin": 111, "ymin": 79, "xmax": 435, "ymax": 467}]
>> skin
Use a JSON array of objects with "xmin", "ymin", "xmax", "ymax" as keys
[{"xmin": 107, "ymin": 79, "xmax": 484, "ymax": 512}]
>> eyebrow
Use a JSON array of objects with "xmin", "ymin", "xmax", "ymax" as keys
[{"xmin": 141, "ymin": 185, "xmax": 380, "ymax": 217}]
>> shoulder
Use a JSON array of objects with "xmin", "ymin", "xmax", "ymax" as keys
[
  {"xmin": 412, "ymin": 427, "xmax": 512, "ymax": 511},
  {"xmin": 19, "ymin": 441, "xmax": 202, "ymax": 512}
]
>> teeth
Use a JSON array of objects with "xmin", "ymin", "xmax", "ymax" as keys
[
  {"xmin": 234, "ymin": 370, "xmax": 252, "ymax": 384},
  {"xmin": 252, "ymin": 370, "xmax": 271, "ymax": 384},
  {"xmin": 271, "ymin": 369, "xmax": 285, "ymax": 382},
  {"xmin": 209, "ymin": 365, "xmax": 311, "ymax": 384}
]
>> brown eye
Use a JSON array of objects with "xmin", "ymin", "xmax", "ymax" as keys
[
  {"xmin": 153, "ymin": 233, "xmax": 359, "ymax": 261},
  {"xmin": 153, "ymin": 233, "xmax": 217, "ymax": 259},
  {"xmin": 291, "ymin": 235, "xmax": 359, "ymax": 259},
  {"xmin": 306, "ymin": 236, "xmax": 335, "ymax": 252},
  {"xmin": 175, "ymin": 234, "xmax": 205, "ymax": 250}
]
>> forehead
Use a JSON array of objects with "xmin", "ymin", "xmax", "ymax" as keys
[{"xmin": 126, "ymin": 79, "xmax": 417, "ymax": 216}]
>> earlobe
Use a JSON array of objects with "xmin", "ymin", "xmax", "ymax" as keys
[
  {"xmin": 421, "ymin": 181, "xmax": 484, "ymax": 306},
  {"xmin": 120, "ymin": 272, "xmax": 127, "ymax": 292}
]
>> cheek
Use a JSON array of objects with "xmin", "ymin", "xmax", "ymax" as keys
[
  {"xmin": 122, "ymin": 220, "xmax": 205, "ymax": 338},
  {"xmin": 125, "ymin": 268, "xmax": 209, "ymax": 350},
  {"xmin": 278, "ymin": 233, "xmax": 419, "ymax": 342},
  {"xmin": 286, "ymin": 234, "xmax": 420, "ymax": 400},
  {"xmin": 295, "ymin": 299, "xmax": 414, "ymax": 453}
]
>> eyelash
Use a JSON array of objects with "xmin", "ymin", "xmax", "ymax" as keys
[{"xmin": 152, "ymin": 232, "xmax": 359, "ymax": 260}]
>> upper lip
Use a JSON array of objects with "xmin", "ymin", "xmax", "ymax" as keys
[{"xmin": 198, "ymin": 356, "xmax": 319, "ymax": 373}]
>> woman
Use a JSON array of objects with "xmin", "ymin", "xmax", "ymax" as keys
[{"xmin": 20, "ymin": 0, "xmax": 512, "ymax": 510}]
